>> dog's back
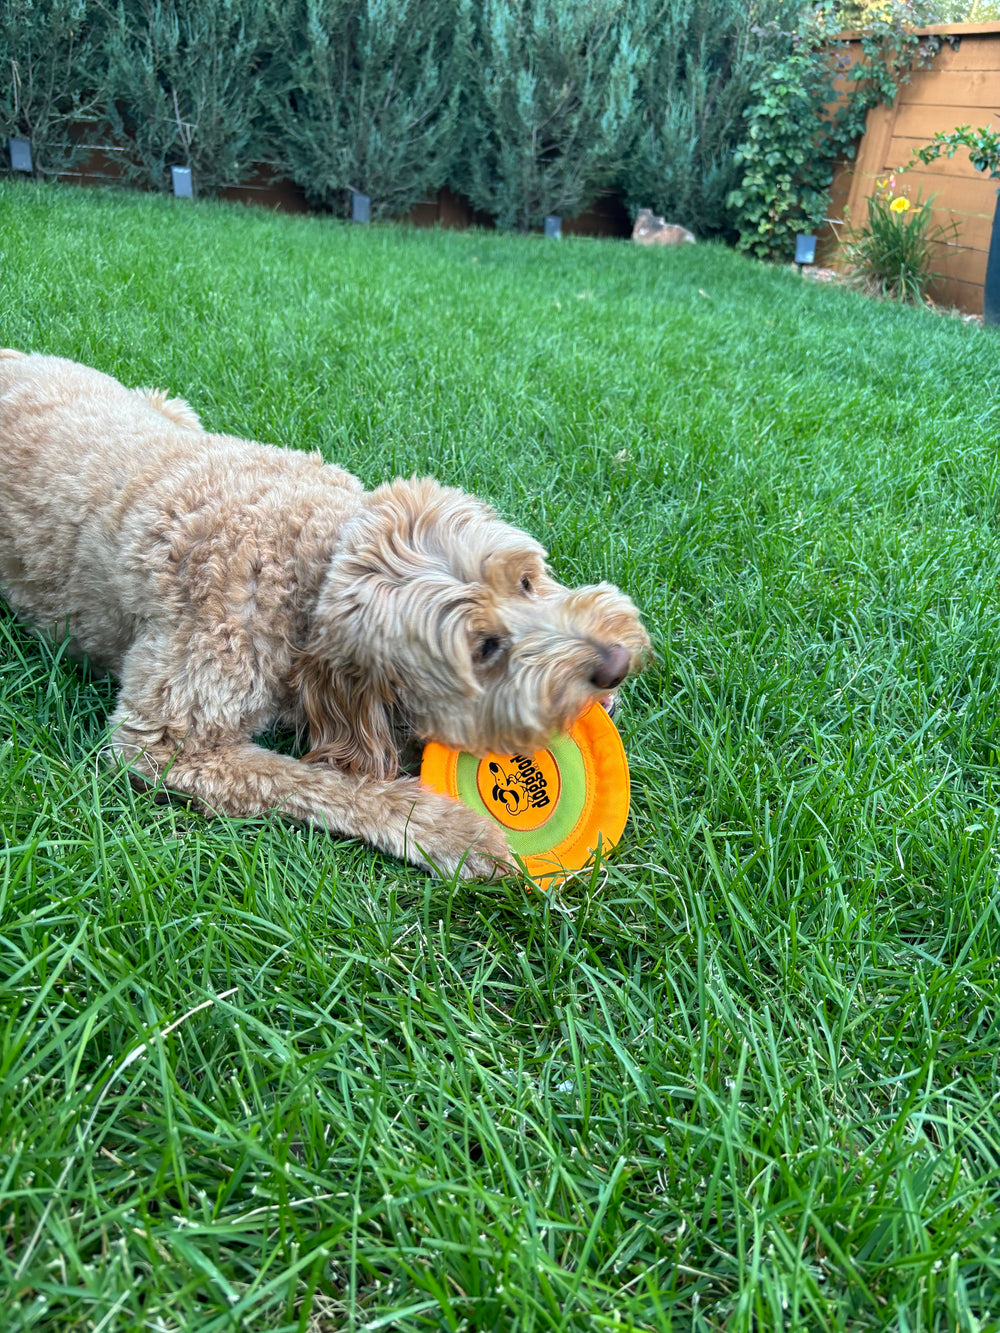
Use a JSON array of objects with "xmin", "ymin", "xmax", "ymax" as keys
[
  {"xmin": 0, "ymin": 352, "xmax": 359, "ymax": 674},
  {"xmin": 0, "ymin": 349, "xmax": 189, "ymax": 515},
  {"xmin": 0, "ymin": 352, "xmax": 190, "ymax": 665}
]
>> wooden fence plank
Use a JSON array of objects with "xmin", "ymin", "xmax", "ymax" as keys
[
  {"xmin": 843, "ymin": 102, "xmax": 899, "ymax": 232},
  {"xmin": 928, "ymin": 244, "xmax": 988, "ymax": 275},
  {"xmin": 929, "ymin": 278, "xmax": 983, "ymax": 311},
  {"xmin": 893, "ymin": 100, "xmax": 1000, "ymax": 137},
  {"xmin": 901, "ymin": 67, "xmax": 1000, "ymax": 107},
  {"xmin": 882, "ymin": 163, "xmax": 996, "ymax": 208}
]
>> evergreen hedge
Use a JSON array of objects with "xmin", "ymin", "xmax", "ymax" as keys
[
  {"xmin": 0, "ymin": 0, "xmax": 908, "ymax": 245},
  {"xmin": 102, "ymin": 0, "xmax": 270, "ymax": 196},
  {"xmin": 265, "ymin": 0, "xmax": 467, "ymax": 217},
  {"xmin": 0, "ymin": 0, "xmax": 109, "ymax": 177},
  {"xmin": 458, "ymin": 0, "xmax": 643, "ymax": 233},
  {"xmin": 622, "ymin": 0, "xmax": 803, "ymax": 241}
]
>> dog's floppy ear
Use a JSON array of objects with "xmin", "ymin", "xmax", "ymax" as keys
[{"xmin": 294, "ymin": 654, "xmax": 399, "ymax": 781}]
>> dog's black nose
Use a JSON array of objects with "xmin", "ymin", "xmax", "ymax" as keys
[{"xmin": 591, "ymin": 644, "xmax": 630, "ymax": 691}]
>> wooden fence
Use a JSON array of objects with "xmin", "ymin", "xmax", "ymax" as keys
[{"xmin": 829, "ymin": 21, "xmax": 1000, "ymax": 314}]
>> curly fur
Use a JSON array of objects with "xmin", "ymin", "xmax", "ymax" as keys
[{"xmin": 0, "ymin": 351, "xmax": 650, "ymax": 878}]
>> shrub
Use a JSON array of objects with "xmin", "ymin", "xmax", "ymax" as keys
[
  {"xmin": 102, "ymin": 0, "xmax": 270, "ymax": 196},
  {"xmin": 458, "ymin": 0, "xmax": 643, "ymax": 232},
  {"xmin": 0, "ymin": 0, "xmax": 109, "ymax": 177},
  {"xmin": 264, "ymin": 0, "xmax": 467, "ymax": 217},
  {"xmin": 841, "ymin": 178, "xmax": 958, "ymax": 301},
  {"xmin": 728, "ymin": 0, "xmax": 930, "ymax": 260},
  {"xmin": 840, "ymin": 0, "xmax": 1000, "ymax": 20},
  {"xmin": 621, "ymin": 0, "xmax": 801, "ymax": 241}
]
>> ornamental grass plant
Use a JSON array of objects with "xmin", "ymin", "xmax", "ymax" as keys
[
  {"xmin": 2, "ymin": 181, "xmax": 1000, "ymax": 1332},
  {"xmin": 842, "ymin": 178, "xmax": 959, "ymax": 304}
]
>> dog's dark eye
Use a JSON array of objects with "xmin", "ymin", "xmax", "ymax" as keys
[
  {"xmin": 520, "ymin": 575, "xmax": 532, "ymax": 594},
  {"xmin": 477, "ymin": 635, "xmax": 502, "ymax": 663}
]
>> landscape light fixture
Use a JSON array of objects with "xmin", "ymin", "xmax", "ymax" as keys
[
  {"xmin": 171, "ymin": 166, "xmax": 193, "ymax": 198},
  {"xmin": 544, "ymin": 215, "xmax": 562, "ymax": 240},
  {"xmin": 795, "ymin": 234, "xmax": 817, "ymax": 265},
  {"xmin": 352, "ymin": 191, "xmax": 371, "ymax": 223},
  {"xmin": 9, "ymin": 138, "xmax": 32, "ymax": 173}
]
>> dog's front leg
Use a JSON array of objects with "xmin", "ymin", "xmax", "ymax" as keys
[{"xmin": 111, "ymin": 723, "xmax": 511, "ymax": 880}]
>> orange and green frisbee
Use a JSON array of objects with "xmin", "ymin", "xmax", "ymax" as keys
[{"xmin": 421, "ymin": 702, "xmax": 631, "ymax": 886}]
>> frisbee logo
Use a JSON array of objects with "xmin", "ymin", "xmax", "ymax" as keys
[
  {"xmin": 476, "ymin": 747, "xmax": 562, "ymax": 832},
  {"xmin": 488, "ymin": 756, "xmax": 550, "ymax": 816}
]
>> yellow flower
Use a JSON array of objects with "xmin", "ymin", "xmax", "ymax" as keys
[{"xmin": 890, "ymin": 197, "xmax": 911, "ymax": 213}]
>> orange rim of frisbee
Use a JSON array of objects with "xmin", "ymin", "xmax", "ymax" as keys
[{"xmin": 420, "ymin": 702, "xmax": 631, "ymax": 887}]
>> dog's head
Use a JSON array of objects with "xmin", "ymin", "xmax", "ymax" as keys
[{"xmin": 295, "ymin": 477, "xmax": 650, "ymax": 778}]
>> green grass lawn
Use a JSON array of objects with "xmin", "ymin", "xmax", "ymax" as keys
[{"xmin": 2, "ymin": 179, "xmax": 1000, "ymax": 1332}]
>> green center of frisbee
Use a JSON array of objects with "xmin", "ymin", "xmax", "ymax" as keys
[{"xmin": 454, "ymin": 729, "xmax": 588, "ymax": 856}]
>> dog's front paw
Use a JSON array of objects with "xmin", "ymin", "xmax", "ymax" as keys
[
  {"xmin": 450, "ymin": 820, "xmax": 515, "ymax": 882},
  {"xmin": 408, "ymin": 792, "xmax": 513, "ymax": 881},
  {"xmin": 435, "ymin": 812, "xmax": 514, "ymax": 882}
]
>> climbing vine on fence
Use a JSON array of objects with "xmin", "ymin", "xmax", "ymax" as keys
[{"xmin": 728, "ymin": 0, "xmax": 935, "ymax": 260}]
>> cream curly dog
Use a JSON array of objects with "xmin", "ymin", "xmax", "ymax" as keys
[{"xmin": 0, "ymin": 352, "xmax": 649, "ymax": 878}]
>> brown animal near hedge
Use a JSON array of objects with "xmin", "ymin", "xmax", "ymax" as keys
[
  {"xmin": 0, "ymin": 351, "xmax": 650, "ymax": 879},
  {"xmin": 631, "ymin": 209, "xmax": 696, "ymax": 246}
]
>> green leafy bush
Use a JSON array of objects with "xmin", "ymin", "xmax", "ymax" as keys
[
  {"xmin": 0, "ymin": 0, "xmax": 109, "ymax": 176},
  {"xmin": 915, "ymin": 123, "xmax": 1000, "ymax": 179},
  {"xmin": 458, "ymin": 0, "xmax": 643, "ymax": 232},
  {"xmin": 728, "ymin": 1, "xmax": 930, "ymax": 260},
  {"xmin": 102, "ymin": 0, "xmax": 269, "ymax": 196},
  {"xmin": 264, "ymin": 0, "xmax": 467, "ymax": 217}
]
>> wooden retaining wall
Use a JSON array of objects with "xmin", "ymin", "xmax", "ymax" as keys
[
  {"xmin": 49, "ymin": 141, "xmax": 632, "ymax": 240},
  {"xmin": 830, "ymin": 21, "xmax": 1000, "ymax": 314}
]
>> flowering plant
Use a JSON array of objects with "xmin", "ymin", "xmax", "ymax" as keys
[{"xmin": 841, "ymin": 176, "xmax": 958, "ymax": 303}]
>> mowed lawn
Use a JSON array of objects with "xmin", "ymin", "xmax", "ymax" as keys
[{"xmin": 2, "ymin": 180, "xmax": 1000, "ymax": 1332}]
